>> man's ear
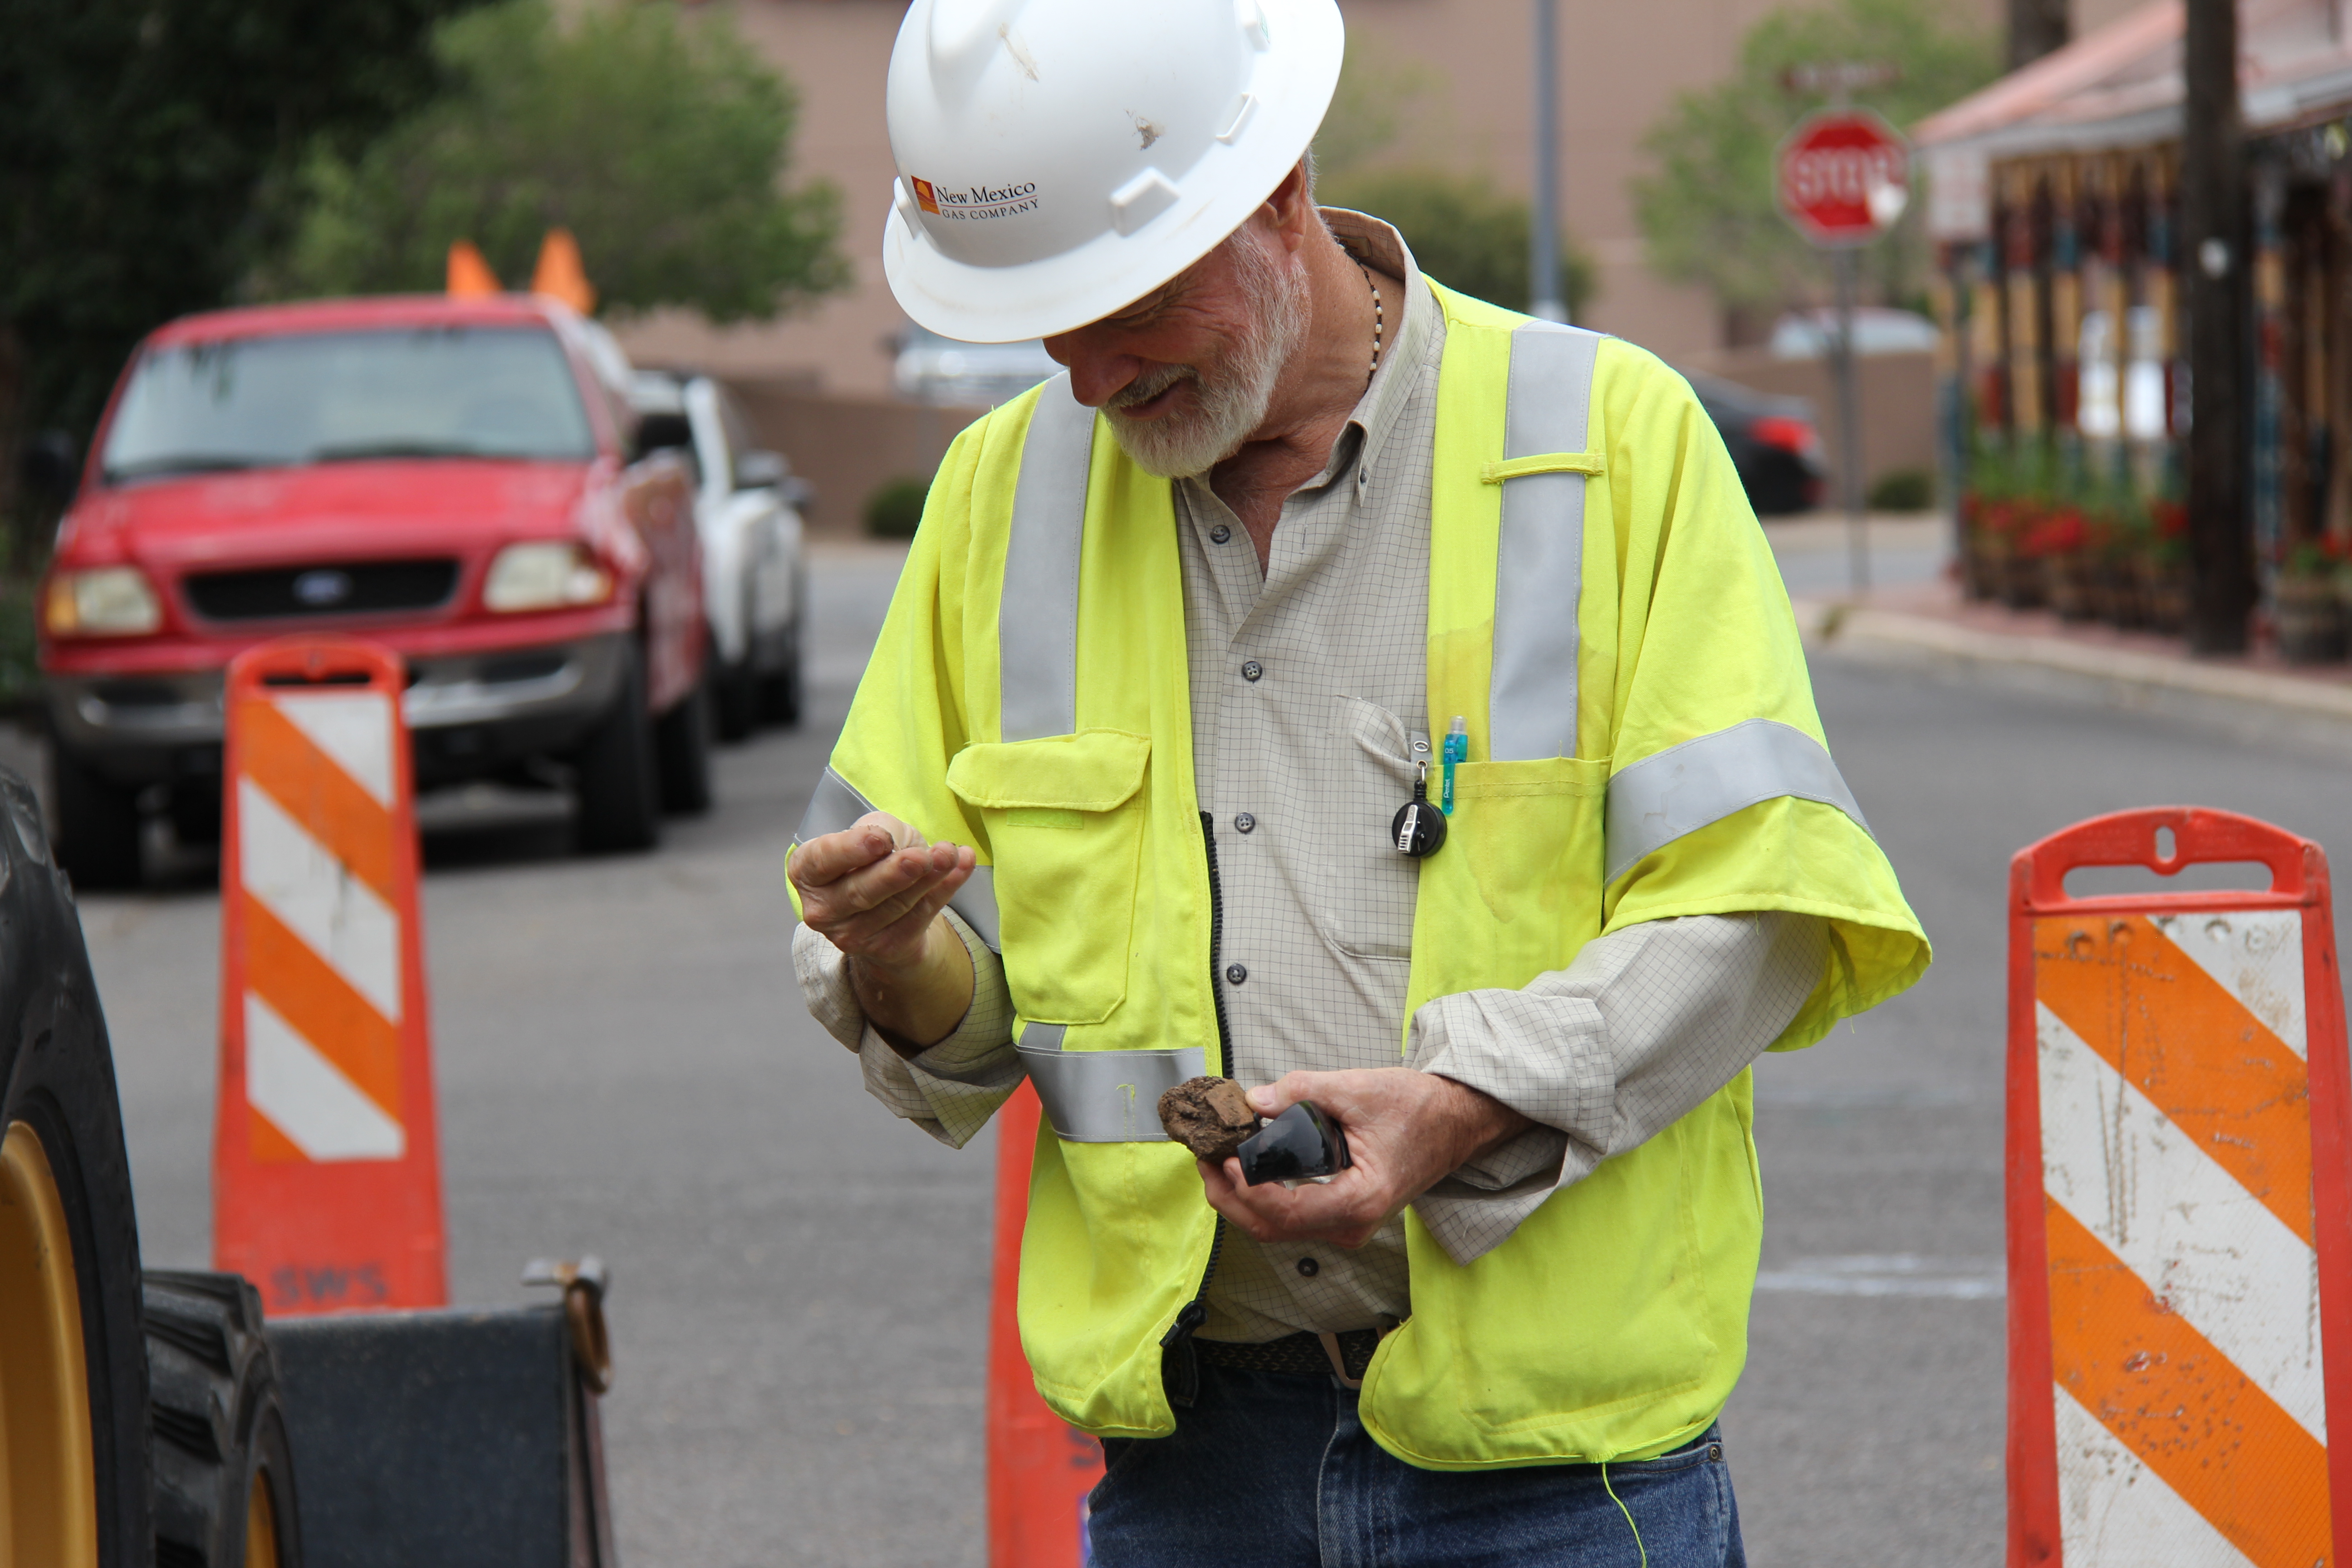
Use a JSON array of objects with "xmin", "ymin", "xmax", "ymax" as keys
[{"xmin": 1263, "ymin": 160, "xmax": 1318, "ymax": 254}]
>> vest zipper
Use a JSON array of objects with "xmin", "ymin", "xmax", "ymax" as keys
[{"xmin": 1159, "ymin": 811, "xmax": 1234, "ymax": 1406}]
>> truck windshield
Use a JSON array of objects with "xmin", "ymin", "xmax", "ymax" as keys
[{"xmin": 101, "ymin": 325, "xmax": 598, "ymax": 484}]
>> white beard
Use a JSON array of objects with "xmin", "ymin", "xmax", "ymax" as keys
[{"xmin": 1102, "ymin": 228, "xmax": 1310, "ymax": 479}]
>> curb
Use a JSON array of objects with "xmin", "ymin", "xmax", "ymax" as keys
[{"xmin": 1793, "ymin": 598, "xmax": 2352, "ymax": 726}]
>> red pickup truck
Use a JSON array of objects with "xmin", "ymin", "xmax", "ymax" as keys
[{"xmin": 39, "ymin": 294, "xmax": 710, "ymax": 885}]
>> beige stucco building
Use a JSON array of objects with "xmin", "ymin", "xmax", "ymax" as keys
[
  {"xmin": 620, "ymin": 0, "xmax": 2031, "ymax": 395},
  {"xmin": 616, "ymin": 0, "xmax": 2149, "ymax": 522}
]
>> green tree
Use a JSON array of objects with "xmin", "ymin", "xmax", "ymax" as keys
[
  {"xmin": 1633, "ymin": 0, "xmax": 1999, "ymax": 333},
  {"xmin": 0, "ymin": 0, "xmax": 481, "ymax": 536},
  {"xmin": 269, "ymin": 0, "xmax": 847, "ymax": 323},
  {"xmin": 1323, "ymin": 168, "xmax": 1597, "ymax": 319},
  {"xmin": 1313, "ymin": 43, "xmax": 1594, "ymax": 317}
]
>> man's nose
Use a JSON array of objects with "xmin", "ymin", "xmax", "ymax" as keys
[{"xmin": 1042, "ymin": 331, "xmax": 1140, "ymax": 409}]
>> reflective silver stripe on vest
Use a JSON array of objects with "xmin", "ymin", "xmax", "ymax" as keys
[
  {"xmin": 792, "ymin": 766, "xmax": 1002, "ymax": 951},
  {"xmin": 1490, "ymin": 322, "xmax": 1604, "ymax": 762},
  {"xmin": 1604, "ymin": 718, "xmax": 1872, "ymax": 884},
  {"xmin": 1000, "ymin": 375, "xmax": 1095, "ymax": 742},
  {"xmin": 1018, "ymin": 1031, "xmax": 1205, "ymax": 1142}
]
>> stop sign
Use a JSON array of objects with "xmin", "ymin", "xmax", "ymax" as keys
[{"xmin": 1777, "ymin": 108, "xmax": 1912, "ymax": 247}]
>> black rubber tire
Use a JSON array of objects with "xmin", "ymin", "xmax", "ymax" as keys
[
  {"xmin": 713, "ymin": 658, "xmax": 758, "ymax": 743},
  {"xmin": 50, "ymin": 742, "xmax": 144, "ymax": 890},
  {"xmin": 758, "ymin": 627, "xmax": 804, "ymax": 730},
  {"xmin": 572, "ymin": 645, "xmax": 661, "ymax": 854},
  {"xmin": 0, "ymin": 766, "xmax": 153, "ymax": 1565},
  {"xmin": 144, "ymin": 1271, "xmax": 302, "ymax": 1568},
  {"xmin": 655, "ymin": 672, "xmax": 715, "ymax": 817}
]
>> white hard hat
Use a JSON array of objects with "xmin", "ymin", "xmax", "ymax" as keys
[{"xmin": 882, "ymin": 0, "xmax": 1346, "ymax": 344}]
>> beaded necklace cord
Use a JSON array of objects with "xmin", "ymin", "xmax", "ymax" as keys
[{"xmin": 1357, "ymin": 259, "xmax": 1383, "ymax": 387}]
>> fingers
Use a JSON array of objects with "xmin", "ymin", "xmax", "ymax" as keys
[
  {"xmin": 1196, "ymin": 1156, "xmax": 1387, "ymax": 1249},
  {"xmin": 792, "ymin": 813, "xmax": 979, "ymax": 960},
  {"xmin": 789, "ymin": 813, "xmax": 917, "ymax": 890},
  {"xmin": 828, "ymin": 854, "xmax": 975, "ymax": 958}
]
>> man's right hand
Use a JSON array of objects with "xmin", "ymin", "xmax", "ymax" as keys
[{"xmin": 789, "ymin": 812, "xmax": 979, "ymax": 1052}]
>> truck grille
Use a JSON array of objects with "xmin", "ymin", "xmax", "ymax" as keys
[{"xmin": 182, "ymin": 560, "xmax": 461, "ymax": 621}]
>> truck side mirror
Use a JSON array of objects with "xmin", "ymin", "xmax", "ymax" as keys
[
  {"xmin": 734, "ymin": 450, "xmax": 789, "ymax": 491},
  {"xmin": 20, "ymin": 430, "xmax": 79, "ymax": 502}
]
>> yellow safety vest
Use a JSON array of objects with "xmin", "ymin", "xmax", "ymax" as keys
[{"xmin": 792, "ymin": 283, "xmax": 1927, "ymax": 1468}]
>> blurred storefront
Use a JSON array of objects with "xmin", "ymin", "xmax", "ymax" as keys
[{"xmin": 1918, "ymin": 0, "xmax": 2352, "ymax": 657}]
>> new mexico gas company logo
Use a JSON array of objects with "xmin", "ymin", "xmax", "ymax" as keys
[{"xmin": 911, "ymin": 176, "xmax": 1039, "ymax": 221}]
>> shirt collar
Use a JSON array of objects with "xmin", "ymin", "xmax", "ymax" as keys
[{"xmin": 1318, "ymin": 208, "xmax": 1439, "ymax": 475}]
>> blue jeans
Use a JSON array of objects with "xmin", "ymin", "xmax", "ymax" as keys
[{"xmin": 1085, "ymin": 1362, "xmax": 1745, "ymax": 1568}]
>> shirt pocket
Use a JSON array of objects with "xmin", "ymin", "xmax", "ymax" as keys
[
  {"xmin": 947, "ymin": 730, "xmax": 1152, "ymax": 1026},
  {"xmin": 1307, "ymin": 696, "xmax": 1424, "ymax": 961}
]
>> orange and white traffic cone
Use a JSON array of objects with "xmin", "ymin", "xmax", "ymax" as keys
[
  {"xmin": 212, "ymin": 636, "xmax": 446, "ymax": 1315},
  {"xmin": 988, "ymin": 1082, "xmax": 1105, "ymax": 1566}
]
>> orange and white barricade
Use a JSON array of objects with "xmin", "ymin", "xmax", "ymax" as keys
[
  {"xmin": 212, "ymin": 637, "xmax": 446, "ymax": 1315},
  {"xmin": 989, "ymin": 1082, "xmax": 1104, "ymax": 1566},
  {"xmin": 2008, "ymin": 807, "xmax": 2352, "ymax": 1566}
]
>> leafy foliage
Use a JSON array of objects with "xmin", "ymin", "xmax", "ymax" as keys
[
  {"xmin": 268, "ymin": 0, "xmax": 847, "ymax": 323},
  {"xmin": 1322, "ymin": 168, "xmax": 1596, "ymax": 319},
  {"xmin": 1313, "ymin": 45, "xmax": 1595, "ymax": 318},
  {"xmin": 864, "ymin": 476, "xmax": 931, "ymax": 541},
  {"xmin": 0, "ymin": 0, "xmax": 480, "ymax": 484},
  {"xmin": 1632, "ymin": 0, "xmax": 1998, "ymax": 321}
]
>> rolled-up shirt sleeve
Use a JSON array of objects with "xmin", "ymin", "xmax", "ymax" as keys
[
  {"xmin": 1406, "ymin": 910, "xmax": 1827, "ymax": 1265},
  {"xmin": 791, "ymin": 910, "xmax": 1023, "ymax": 1148}
]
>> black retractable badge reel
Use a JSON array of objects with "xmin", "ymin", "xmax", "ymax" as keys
[{"xmin": 1391, "ymin": 735, "xmax": 1446, "ymax": 859}]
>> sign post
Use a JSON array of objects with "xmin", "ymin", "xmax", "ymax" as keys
[
  {"xmin": 988, "ymin": 1083, "xmax": 1103, "ymax": 1566},
  {"xmin": 213, "ymin": 635, "xmax": 447, "ymax": 1316},
  {"xmin": 1775, "ymin": 97, "xmax": 1911, "ymax": 595}
]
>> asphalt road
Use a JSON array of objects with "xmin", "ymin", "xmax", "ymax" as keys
[{"xmin": 58, "ymin": 523, "xmax": 2352, "ymax": 1565}]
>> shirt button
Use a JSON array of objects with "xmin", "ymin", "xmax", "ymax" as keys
[
  {"xmin": 1234, "ymin": 812, "xmax": 1256, "ymax": 833},
  {"xmin": 1240, "ymin": 660, "xmax": 1264, "ymax": 682},
  {"xmin": 1225, "ymin": 963, "xmax": 1248, "ymax": 985},
  {"xmin": 1296, "ymin": 1256, "xmax": 1320, "ymax": 1278},
  {"xmin": 1210, "ymin": 524, "xmax": 1232, "ymax": 544}
]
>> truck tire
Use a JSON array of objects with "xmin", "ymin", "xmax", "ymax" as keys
[
  {"xmin": 0, "ymin": 766, "xmax": 152, "ymax": 1567},
  {"xmin": 572, "ymin": 645, "xmax": 661, "ymax": 855},
  {"xmin": 759, "ymin": 621, "xmax": 804, "ymax": 730},
  {"xmin": 713, "ymin": 657, "xmax": 758, "ymax": 743},
  {"xmin": 51, "ymin": 743, "xmax": 144, "ymax": 891},
  {"xmin": 714, "ymin": 617, "xmax": 758, "ymax": 743},
  {"xmin": 145, "ymin": 1272, "xmax": 300, "ymax": 1568},
  {"xmin": 655, "ymin": 673, "xmax": 714, "ymax": 817}
]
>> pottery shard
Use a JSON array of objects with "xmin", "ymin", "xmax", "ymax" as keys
[{"xmin": 1157, "ymin": 1077, "xmax": 1261, "ymax": 1162}]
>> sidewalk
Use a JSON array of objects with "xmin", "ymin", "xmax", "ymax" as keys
[{"xmin": 1791, "ymin": 570, "xmax": 2352, "ymax": 730}]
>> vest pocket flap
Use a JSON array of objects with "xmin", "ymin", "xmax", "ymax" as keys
[{"xmin": 948, "ymin": 729, "xmax": 1152, "ymax": 813}]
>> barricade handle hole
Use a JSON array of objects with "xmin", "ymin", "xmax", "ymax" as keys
[
  {"xmin": 260, "ymin": 669, "xmax": 372, "ymax": 687},
  {"xmin": 2064, "ymin": 860, "xmax": 2276, "ymax": 899},
  {"xmin": 2154, "ymin": 826, "xmax": 2176, "ymax": 862}
]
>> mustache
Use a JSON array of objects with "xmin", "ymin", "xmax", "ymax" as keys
[{"xmin": 1106, "ymin": 363, "xmax": 1198, "ymax": 412}]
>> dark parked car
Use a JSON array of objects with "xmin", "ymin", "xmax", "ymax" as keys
[{"xmin": 1686, "ymin": 372, "xmax": 1827, "ymax": 517}]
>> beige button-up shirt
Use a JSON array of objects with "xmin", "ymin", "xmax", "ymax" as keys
[{"xmin": 795, "ymin": 212, "xmax": 1824, "ymax": 1341}]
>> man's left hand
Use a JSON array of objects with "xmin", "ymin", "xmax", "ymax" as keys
[{"xmin": 1196, "ymin": 1069, "xmax": 1533, "ymax": 1248}]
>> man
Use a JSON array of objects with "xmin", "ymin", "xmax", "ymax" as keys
[{"xmin": 788, "ymin": 2, "xmax": 1926, "ymax": 1562}]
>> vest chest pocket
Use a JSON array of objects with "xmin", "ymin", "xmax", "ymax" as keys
[
  {"xmin": 947, "ymin": 730, "xmax": 1152, "ymax": 1026},
  {"xmin": 1411, "ymin": 756, "xmax": 1612, "ymax": 998}
]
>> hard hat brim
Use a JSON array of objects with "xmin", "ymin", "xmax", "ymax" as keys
[{"xmin": 882, "ymin": 0, "xmax": 1345, "ymax": 345}]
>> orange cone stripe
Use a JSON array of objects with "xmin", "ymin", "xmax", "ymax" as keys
[
  {"xmin": 2045, "ymin": 1199, "xmax": 2332, "ymax": 1566},
  {"xmin": 243, "ymin": 898, "xmax": 403, "ymax": 1120},
  {"xmin": 236, "ymin": 698, "xmax": 398, "ymax": 902},
  {"xmin": 2037, "ymin": 915, "xmax": 2315, "ymax": 1246},
  {"xmin": 246, "ymin": 1105, "xmax": 307, "ymax": 1164}
]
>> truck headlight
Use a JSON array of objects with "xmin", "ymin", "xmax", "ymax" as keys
[
  {"xmin": 483, "ymin": 543, "xmax": 612, "ymax": 612},
  {"xmin": 44, "ymin": 567, "xmax": 162, "ymax": 636}
]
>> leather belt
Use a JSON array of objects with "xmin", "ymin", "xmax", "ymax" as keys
[{"xmin": 1195, "ymin": 1328, "xmax": 1383, "ymax": 1385}]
